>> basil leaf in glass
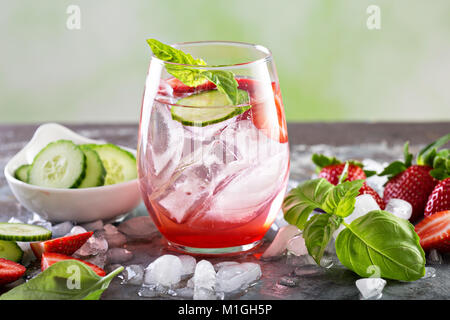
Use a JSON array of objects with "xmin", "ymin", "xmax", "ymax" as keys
[{"xmin": 0, "ymin": 260, "xmax": 123, "ymax": 300}]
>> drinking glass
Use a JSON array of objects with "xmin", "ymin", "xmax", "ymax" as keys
[{"xmin": 138, "ymin": 41, "xmax": 290, "ymax": 254}]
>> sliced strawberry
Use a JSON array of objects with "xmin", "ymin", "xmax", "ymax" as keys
[
  {"xmin": 415, "ymin": 210, "xmax": 450, "ymax": 252},
  {"xmin": 0, "ymin": 258, "xmax": 26, "ymax": 286},
  {"xmin": 240, "ymin": 79, "xmax": 288, "ymax": 144},
  {"xmin": 30, "ymin": 231, "xmax": 93, "ymax": 259},
  {"xmin": 41, "ymin": 252, "xmax": 106, "ymax": 277},
  {"xmin": 424, "ymin": 178, "xmax": 450, "ymax": 217},
  {"xmin": 165, "ymin": 78, "xmax": 216, "ymax": 97},
  {"xmin": 359, "ymin": 182, "xmax": 386, "ymax": 209}
]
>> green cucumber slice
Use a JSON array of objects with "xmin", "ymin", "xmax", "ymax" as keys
[
  {"xmin": 28, "ymin": 140, "xmax": 86, "ymax": 189},
  {"xmin": 77, "ymin": 146, "xmax": 106, "ymax": 188},
  {"xmin": 14, "ymin": 164, "xmax": 30, "ymax": 182},
  {"xmin": 0, "ymin": 240, "xmax": 24, "ymax": 262},
  {"xmin": 172, "ymin": 89, "xmax": 250, "ymax": 127},
  {"xmin": 82, "ymin": 144, "xmax": 137, "ymax": 185},
  {"xmin": 0, "ymin": 223, "xmax": 52, "ymax": 241}
]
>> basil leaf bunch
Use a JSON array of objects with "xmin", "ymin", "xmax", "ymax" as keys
[
  {"xmin": 0, "ymin": 260, "xmax": 123, "ymax": 300},
  {"xmin": 282, "ymin": 178, "xmax": 426, "ymax": 281},
  {"xmin": 146, "ymin": 39, "xmax": 239, "ymax": 105}
]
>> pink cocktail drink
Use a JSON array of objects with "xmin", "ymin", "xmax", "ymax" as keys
[{"xmin": 138, "ymin": 42, "xmax": 290, "ymax": 254}]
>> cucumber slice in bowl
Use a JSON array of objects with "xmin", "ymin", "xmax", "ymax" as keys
[
  {"xmin": 28, "ymin": 140, "xmax": 86, "ymax": 189},
  {"xmin": 82, "ymin": 144, "xmax": 137, "ymax": 185},
  {"xmin": 0, "ymin": 223, "xmax": 52, "ymax": 241},
  {"xmin": 14, "ymin": 164, "xmax": 30, "ymax": 182},
  {"xmin": 0, "ymin": 240, "xmax": 24, "ymax": 262},
  {"xmin": 172, "ymin": 89, "xmax": 250, "ymax": 127},
  {"xmin": 77, "ymin": 146, "xmax": 106, "ymax": 188}
]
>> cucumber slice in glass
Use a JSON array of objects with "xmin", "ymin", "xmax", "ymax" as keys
[
  {"xmin": 0, "ymin": 223, "xmax": 52, "ymax": 241},
  {"xmin": 0, "ymin": 240, "xmax": 24, "ymax": 262},
  {"xmin": 14, "ymin": 164, "xmax": 30, "ymax": 182},
  {"xmin": 28, "ymin": 140, "xmax": 86, "ymax": 188},
  {"xmin": 82, "ymin": 144, "xmax": 137, "ymax": 185},
  {"xmin": 77, "ymin": 146, "xmax": 106, "ymax": 188},
  {"xmin": 172, "ymin": 89, "xmax": 250, "ymax": 127}
]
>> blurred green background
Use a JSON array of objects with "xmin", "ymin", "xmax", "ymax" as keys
[{"xmin": 1, "ymin": 0, "xmax": 449, "ymax": 123}]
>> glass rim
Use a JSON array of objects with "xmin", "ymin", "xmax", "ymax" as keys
[{"xmin": 150, "ymin": 40, "xmax": 273, "ymax": 70}]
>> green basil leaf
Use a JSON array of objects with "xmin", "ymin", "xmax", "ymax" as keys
[
  {"xmin": 0, "ymin": 260, "xmax": 123, "ymax": 300},
  {"xmin": 202, "ymin": 70, "xmax": 239, "ymax": 105},
  {"xmin": 282, "ymin": 178, "xmax": 334, "ymax": 230},
  {"xmin": 335, "ymin": 210, "xmax": 426, "ymax": 281},
  {"xmin": 303, "ymin": 213, "xmax": 342, "ymax": 265},
  {"xmin": 146, "ymin": 39, "xmax": 239, "ymax": 105},
  {"xmin": 322, "ymin": 180, "xmax": 364, "ymax": 218}
]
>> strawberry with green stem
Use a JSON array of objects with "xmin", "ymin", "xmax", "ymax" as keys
[
  {"xmin": 312, "ymin": 154, "xmax": 384, "ymax": 209},
  {"xmin": 424, "ymin": 148, "xmax": 450, "ymax": 216},
  {"xmin": 379, "ymin": 134, "xmax": 450, "ymax": 223}
]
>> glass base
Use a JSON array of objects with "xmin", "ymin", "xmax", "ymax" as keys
[{"xmin": 167, "ymin": 240, "xmax": 262, "ymax": 256}]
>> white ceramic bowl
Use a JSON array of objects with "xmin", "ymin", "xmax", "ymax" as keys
[{"xmin": 4, "ymin": 123, "xmax": 142, "ymax": 223}]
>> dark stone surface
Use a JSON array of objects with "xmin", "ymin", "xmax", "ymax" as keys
[{"xmin": 0, "ymin": 122, "xmax": 449, "ymax": 300}]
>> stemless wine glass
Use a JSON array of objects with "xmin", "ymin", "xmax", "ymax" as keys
[{"xmin": 137, "ymin": 41, "xmax": 290, "ymax": 255}]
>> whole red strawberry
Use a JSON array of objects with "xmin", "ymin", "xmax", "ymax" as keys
[
  {"xmin": 383, "ymin": 165, "xmax": 437, "ymax": 222},
  {"xmin": 318, "ymin": 163, "xmax": 366, "ymax": 185},
  {"xmin": 380, "ymin": 135, "xmax": 450, "ymax": 223},
  {"xmin": 312, "ymin": 154, "xmax": 369, "ymax": 185},
  {"xmin": 424, "ymin": 178, "xmax": 450, "ymax": 216},
  {"xmin": 312, "ymin": 154, "xmax": 384, "ymax": 208}
]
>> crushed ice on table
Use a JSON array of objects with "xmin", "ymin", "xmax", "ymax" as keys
[
  {"xmin": 289, "ymin": 142, "xmax": 407, "ymax": 183},
  {"xmin": 262, "ymin": 225, "xmax": 301, "ymax": 259},
  {"xmin": 16, "ymin": 242, "xmax": 35, "ymax": 267},
  {"xmin": 355, "ymin": 278, "xmax": 386, "ymax": 300},
  {"xmin": 121, "ymin": 264, "xmax": 145, "ymax": 286},
  {"xmin": 75, "ymin": 230, "xmax": 108, "ymax": 257},
  {"xmin": 427, "ymin": 249, "xmax": 443, "ymax": 265},
  {"xmin": 117, "ymin": 216, "xmax": 158, "ymax": 239},
  {"xmin": 421, "ymin": 267, "xmax": 436, "ymax": 279},
  {"xmin": 385, "ymin": 198, "xmax": 412, "ymax": 220},
  {"xmin": 102, "ymin": 224, "xmax": 127, "ymax": 248},
  {"xmin": 193, "ymin": 260, "xmax": 217, "ymax": 300},
  {"xmin": 135, "ymin": 255, "xmax": 262, "ymax": 300},
  {"xmin": 215, "ymin": 262, "xmax": 262, "ymax": 293},
  {"xmin": 179, "ymin": 255, "xmax": 196, "ymax": 277},
  {"xmin": 107, "ymin": 248, "xmax": 133, "ymax": 264},
  {"xmin": 144, "ymin": 255, "xmax": 183, "ymax": 287},
  {"xmin": 51, "ymin": 221, "xmax": 74, "ymax": 238},
  {"xmin": 81, "ymin": 219, "xmax": 104, "ymax": 231},
  {"xmin": 69, "ymin": 225, "xmax": 88, "ymax": 235},
  {"xmin": 286, "ymin": 235, "xmax": 308, "ymax": 256},
  {"xmin": 214, "ymin": 261, "xmax": 239, "ymax": 272}
]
